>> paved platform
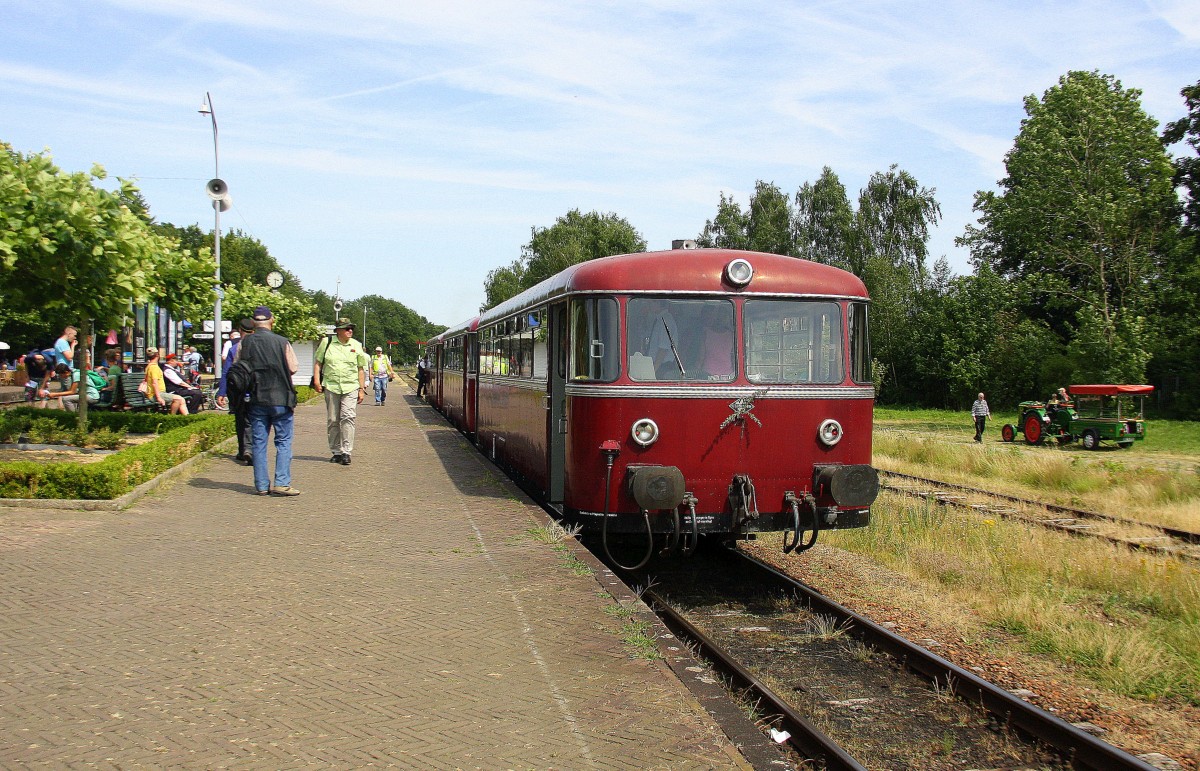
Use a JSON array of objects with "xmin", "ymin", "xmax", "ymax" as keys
[{"xmin": 0, "ymin": 387, "xmax": 768, "ymax": 768}]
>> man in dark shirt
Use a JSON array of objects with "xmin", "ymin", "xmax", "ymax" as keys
[{"xmin": 236, "ymin": 306, "xmax": 300, "ymax": 496}]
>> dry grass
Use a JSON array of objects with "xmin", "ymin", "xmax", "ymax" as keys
[
  {"xmin": 828, "ymin": 493, "xmax": 1200, "ymax": 704},
  {"xmin": 874, "ymin": 432, "xmax": 1200, "ymax": 532}
]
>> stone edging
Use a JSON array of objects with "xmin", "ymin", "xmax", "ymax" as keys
[{"xmin": 0, "ymin": 436, "xmax": 237, "ymax": 512}]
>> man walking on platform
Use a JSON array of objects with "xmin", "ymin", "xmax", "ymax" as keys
[
  {"xmin": 238, "ymin": 306, "xmax": 300, "ymax": 496},
  {"xmin": 369, "ymin": 346, "xmax": 396, "ymax": 406},
  {"xmin": 312, "ymin": 318, "xmax": 368, "ymax": 466}
]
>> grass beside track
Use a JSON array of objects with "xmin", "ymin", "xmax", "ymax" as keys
[{"xmin": 850, "ymin": 406, "xmax": 1200, "ymax": 707}]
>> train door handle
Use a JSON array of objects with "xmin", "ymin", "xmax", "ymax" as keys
[{"xmin": 543, "ymin": 395, "xmax": 551, "ymax": 410}]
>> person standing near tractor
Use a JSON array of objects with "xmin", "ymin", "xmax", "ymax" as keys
[{"xmin": 971, "ymin": 392, "xmax": 990, "ymax": 443}]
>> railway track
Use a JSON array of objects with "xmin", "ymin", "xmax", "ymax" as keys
[
  {"xmin": 880, "ymin": 469, "xmax": 1200, "ymax": 561},
  {"xmin": 628, "ymin": 548, "xmax": 1164, "ymax": 770}
]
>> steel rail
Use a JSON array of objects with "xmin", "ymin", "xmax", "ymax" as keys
[
  {"xmin": 881, "ymin": 469, "xmax": 1200, "ymax": 546},
  {"xmin": 735, "ymin": 551, "xmax": 1160, "ymax": 771},
  {"xmin": 644, "ymin": 588, "xmax": 868, "ymax": 771}
]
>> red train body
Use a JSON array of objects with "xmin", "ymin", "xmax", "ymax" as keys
[{"xmin": 426, "ymin": 248, "xmax": 878, "ymax": 559}]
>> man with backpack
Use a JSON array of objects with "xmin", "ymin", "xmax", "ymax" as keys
[
  {"xmin": 217, "ymin": 319, "xmax": 256, "ymax": 464},
  {"xmin": 236, "ymin": 306, "xmax": 300, "ymax": 496}
]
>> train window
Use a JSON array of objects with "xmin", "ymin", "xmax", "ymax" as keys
[
  {"xmin": 626, "ymin": 298, "xmax": 735, "ymax": 382},
  {"xmin": 570, "ymin": 297, "xmax": 619, "ymax": 382},
  {"xmin": 744, "ymin": 300, "xmax": 844, "ymax": 384},
  {"xmin": 849, "ymin": 302, "xmax": 870, "ymax": 384},
  {"xmin": 530, "ymin": 309, "xmax": 548, "ymax": 381}
]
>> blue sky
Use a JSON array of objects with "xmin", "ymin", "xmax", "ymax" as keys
[{"xmin": 3, "ymin": 1, "xmax": 1197, "ymax": 327}]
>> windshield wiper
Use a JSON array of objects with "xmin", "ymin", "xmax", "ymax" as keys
[{"xmin": 662, "ymin": 315, "xmax": 686, "ymax": 377}]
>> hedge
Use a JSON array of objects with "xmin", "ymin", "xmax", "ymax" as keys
[{"xmin": 0, "ymin": 412, "xmax": 235, "ymax": 500}]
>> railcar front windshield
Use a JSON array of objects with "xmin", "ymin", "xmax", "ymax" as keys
[
  {"xmin": 744, "ymin": 300, "xmax": 845, "ymax": 384},
  {"xmin": 627, "ymin": 298, "xmax": 736, "ymax": 382}
]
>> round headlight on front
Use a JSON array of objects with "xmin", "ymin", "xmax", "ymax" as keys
[
  {"xmin": 817, "ymin": 418, "xmax": 843, "ymax": 447},
  {"xmin": 631, "ymin": 418, "xmax": 660, "ymax": 447},
  {"xmin": 724, "ymin": 258, "xmax": 754, "ymax": 287}
]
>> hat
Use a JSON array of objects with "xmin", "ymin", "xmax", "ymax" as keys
[
  {"xmin": 253, "ymin": 305, "xmax": 273, "ymax": 320},
  {"xmin": 165, "ymin": 353, "xmax": 177, "ymax": 360},
  {"xmin": 238, "ymin": 318, "xmax": 256, "ymax": 332},
  {"xmin": 230, "ymin": 331, "xmax": 241, "ymax": 339},
  {"xmin": 375, "ymin": 346, "xmax": 382, "ymax": 352},
  {"xmin": 334, "ymin": 317, "xmax": 354, "ymax": 330}
]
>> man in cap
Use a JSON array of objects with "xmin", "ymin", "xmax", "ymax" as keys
[
  {"xmin": 236, "ymin": 306, "xmax": 301, "ymax": 495},
  {"xmin": 312, "ymin": 318, "xmax": 368, "ymax": 465},
  {"xmin": 369, "ymin": 345, "xmax": 397, "ymax": 406}
]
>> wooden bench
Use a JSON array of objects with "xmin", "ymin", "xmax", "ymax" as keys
[{"xmin": 113, "ymin": 373, "xmax": 166, "ymax": 412}]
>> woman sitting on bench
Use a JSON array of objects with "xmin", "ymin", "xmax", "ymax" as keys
[{"xmin": 144, "ymin": 350, "xmax": 188, "ymax": 414}]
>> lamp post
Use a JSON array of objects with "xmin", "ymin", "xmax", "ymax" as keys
[
  {"xmin": 362, "ymin": 305, "xmax": 368, "ymax": 350},
  {"xmin": 198, "ymin": 92, "xmax": 228, "ymax": 380}
]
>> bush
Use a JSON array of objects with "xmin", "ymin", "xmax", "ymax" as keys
[{"xmin": 0, "ymin": 413, "xmax": 235, "ymax": 500}]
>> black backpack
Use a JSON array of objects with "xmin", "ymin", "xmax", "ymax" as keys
[{"xmin": 226, "ymin": 358, "xmax": 256, "ymax": 401}]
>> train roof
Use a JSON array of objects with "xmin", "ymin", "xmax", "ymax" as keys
[
  {"xmin": 429, "ymin": 316, "xmax": 479, "ymax": 344},
  {"xmin": 478, "ymin": 249, "xmax": 867, "ymax": 326}
]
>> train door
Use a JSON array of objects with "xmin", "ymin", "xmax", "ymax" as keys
[
  {"xmin": 547, "ymin": 302, "xmax": 568, "ymax": 503},
  {"xmin": 465, "ymin": 332, "xmax": 478, "ymax": 437}
]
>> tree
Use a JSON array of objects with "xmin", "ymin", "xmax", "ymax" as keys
[
  {"xmin": 482, "ymin": 210, "xmax": 646, "ymax": 307},
  {"xmin": 521, "ymin": 209, "xmax": 646, "ymax": 290},
  {"xmin": 855, "ymin": 164, "xmax": 941, "ymax": 278},
  {"xmin": 960, "ymin": 71, "xmax": 1177, "ymax": 383},
  {"xmin": 745, "ymin": 181, "xmax": 794, "ymax": 255},
  {"xmin": 697, "ymin": 192, "xmax": 749, "ymax": 249},
  {"xmin": 0, "ymin": 144, "xmax": 214, "ymax": 428},
  {"xmin": 221, "ymin": 282, "xmax": 321, "ymax": 343},
  {"xmin": 794, "ymin": 167, "xmax": 855, "ymax": 271},
  {"xmin": 482, "ymin": 259, "xmax": 526, "ymax": 308}
]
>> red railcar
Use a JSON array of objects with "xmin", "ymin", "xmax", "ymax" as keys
[{"xmin": 426, "ymin": 248, "xmax": 878, "ymax": 565}]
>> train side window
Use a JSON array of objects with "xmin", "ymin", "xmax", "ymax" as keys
[
  {"xmin": 570, "ymin": 297, "xmax": 619, "ymax": 382},
  {"xmin": 530, "ymin": 308, "xmax": 548, "ymax": 381},
  {"xmin": 849, "ymin": 302, "xmax": 870, "ymax": 384},
  {"xmin": 744, "ymin": 300, "xmax": 844, "ymax": 384}
]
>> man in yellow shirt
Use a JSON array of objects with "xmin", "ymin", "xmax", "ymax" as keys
[
  {"xmin": 369, "ymin": 346, "xmax": 397, "ymax": 406},
  {"xmin": 312, "ymin": 318, "xmax": 368, "ymax": 465}
]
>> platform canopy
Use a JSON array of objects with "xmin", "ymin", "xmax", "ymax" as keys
[{"xmin": 1068, "ymin": 384, "xmax": 1154, "ymax": 396}]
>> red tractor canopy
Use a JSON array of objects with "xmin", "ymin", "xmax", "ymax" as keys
[{"xmin": 1068, "ymin": 384, "xmax": 1155, "ymax": 396}]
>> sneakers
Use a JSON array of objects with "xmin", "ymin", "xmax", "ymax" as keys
[
  {"xmin": 270, "ymin": 486, "xmax": 301, "ymax": 496},
  {"xmin": 330, "ymin": 454, "xmax": 344, "ymax": 463},
  {"xmin": 340, "ymin": 454, "xmax": 351, "ymax": 465}
]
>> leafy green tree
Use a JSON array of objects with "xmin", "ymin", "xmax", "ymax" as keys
[
  {"xmin": 697, "ymin": 192, "xmax": 750, "ymax": 249},
  {"xmin": 483, "ymin": 209, "xmax": 646, "ymax": 307},
  {"xmin": 0, "ymin": 144, "xmax": 213, "ymax": 427},
  {"xmin": 221, "ymin": 282, "xmax": 321, "ymax": 343},
  {"xmin": 855, "ymin": 164, "xmax": 941, "ymax": 278},
  {"xmin": 1153, "ymin": 80, "xmax": 1200, "ymax": 416},
  {"xmin": 960, "ymin": 71, "xmax": 1177, "ymax": 383},
  {"xmin": 342, "ymin": 294, "xmax": 444, "ymax": 363},
  {"xmin": 482, "ymin": 259, "xmax": 526, "ymax": 308},
  {"xmin": 746, "ymin": 181, "xmax": 794, "ymax": 255},
  {"xmin": 521, "ymin": 209, "xmax": 646, "ymax": 291},
  {"xmin": 794, "ymin": 167, "xmax": 855, "ymax": 271}
]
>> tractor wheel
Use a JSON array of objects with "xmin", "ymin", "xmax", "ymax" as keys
[
  {"xmin": 1081, "ymin": 430, "xmax": 1099, "ymax": 450},
  {"xmin": 1001, "ymin": 424, "xmax": 1015, "ymax": 443},
  {"xmin": 1023, "ymin": 413, "xmax": 1043, "ymax": 445}
]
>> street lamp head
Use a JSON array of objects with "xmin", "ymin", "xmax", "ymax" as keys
[{"xmin": 198, "ymin": 102, "xmax": 211, "ymax": 115}]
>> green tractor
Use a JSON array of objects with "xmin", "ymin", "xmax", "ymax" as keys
[{"xmin": 1000, "ymin": 384, "xmax": 1153, "ymax": 450}]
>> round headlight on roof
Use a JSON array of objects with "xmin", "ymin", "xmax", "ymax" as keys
[
  {"xmin": 724, "ymin": 258, "xmax": 754, "ymax": 287},
  {"xmin": 631, "ymin": 417, "xmax": 660, "ymax": 447}
]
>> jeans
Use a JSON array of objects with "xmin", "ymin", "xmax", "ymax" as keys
[
  {"xmin": 248, "ymin": 404, "xmax": 295, "ymax": 492},
  {"xmin": 372, "ymin": 373, "xmax": 389, "ymax": 404}
]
